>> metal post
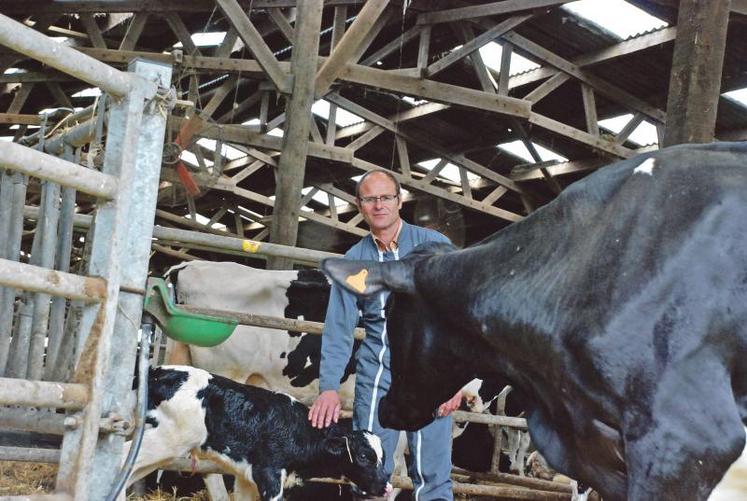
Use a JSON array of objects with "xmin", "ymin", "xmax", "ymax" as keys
[
  {"xmin": 55, "ymin": 59, "xmax": 172, "ymax": 501},
  {"xmin": 1, "ymin": 173, "xmax": 29, "ymax": 375},
  {"xmin": 45, "ymin": 169, "xmax": 77, "ymax": 379},
  {"xmin": 0, "ymin": 168, "xmax": 14, "ymax": 373},
  {"xmin": 28, "ymin": 179, "xmax": 62, "ymax": 380}
]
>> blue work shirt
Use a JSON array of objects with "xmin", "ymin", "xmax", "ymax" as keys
[{"xmin": 319, "ymin": 221, "xmax": 450, "ymax": 392}]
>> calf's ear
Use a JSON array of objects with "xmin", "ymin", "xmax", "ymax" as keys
[
  {"xmin": 321, "ymin": 259, "xmax": 416, "ymax": 296},
  {"xmin": 323, "ymin": 436, "xmax": 347, "ymax": 457}
]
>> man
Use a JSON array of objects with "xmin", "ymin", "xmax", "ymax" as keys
[{"xmin": 309, "ymin": 170, "xmax": 461, "ymax": 501}]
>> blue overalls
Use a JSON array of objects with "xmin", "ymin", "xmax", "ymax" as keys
[{"xmin": 320, "ymin": 221, "xmax": 454, "ymax": 501}]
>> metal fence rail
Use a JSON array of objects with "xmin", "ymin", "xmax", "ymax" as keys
[
  {"xmin": 0, "ymin": 13, "xmax": 135, "ymax": 97},
  {"xmin": 0, "ymin": 142, "xmax": 118, "ymax": 198}
]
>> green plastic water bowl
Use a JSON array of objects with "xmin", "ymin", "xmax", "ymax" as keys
[{"xmin": 143, "ymin": 278, "xmax": 237, "ymax": 347}]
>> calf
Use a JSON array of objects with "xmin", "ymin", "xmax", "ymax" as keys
[{"xmin": 125, "ymin": 366, "xmax": 390, "ymax": 500}]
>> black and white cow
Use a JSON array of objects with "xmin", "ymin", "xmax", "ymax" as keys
[
  {"xmin": 125, "ymin": 365, "xmax": 390, "ymax": 500},
  {"xmin": 165, "ymin": 262, "xmax": 360, "ymax": 408},
  {"xmin": 321, "ymin": 142, "xmax": 747, "ymax": 501}
]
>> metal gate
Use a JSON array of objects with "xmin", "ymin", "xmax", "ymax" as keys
[{"xmin": 0, "ymin": 13, "xmax": 172, "ymax": 501}]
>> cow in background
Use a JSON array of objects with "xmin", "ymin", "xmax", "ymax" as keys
[
  {"xmin": 321, "ymin": 142, "xmax": 747, "ymax": 501},
  {"xmin": 165, "ymin": 261, "xmax": 360, "ymax": 409}
]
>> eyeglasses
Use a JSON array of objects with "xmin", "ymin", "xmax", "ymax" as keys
[{"xmin": 358, "ymin": 194, "xmax": 399, "ymax": 205}]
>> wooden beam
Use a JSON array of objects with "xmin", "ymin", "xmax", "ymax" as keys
[
  {"xmin": 164, "ymin": 13, "xmax": 200, "ymax": 55},
  {"xmin": 360, "ymin": 24, "xmax": 423, "ymax": 67},
  {"xmin": 268, "ymin": 0, "xmax": 324, "ymax": 269},
  {"xmin": 0, "ymin": 1, "xmax": 363, "ymax": 13},
  {"xmin": 315, "ymin": 0, "xmax": 390, "ymax": 97},
  {"xmin": 510, "ymin": 158, "xmax": 607, "ymax": 181},
  {"xmin": 0, "ymin": 113, "xmax": 41, "ymax": 125},
  {"xmin": 118, "ymin": 13, "xmax": 148, "ymax": 51},
  {"xmin": 528, "ymin": 112, "xmax": 634, "ymax": 158},
  {"xmin": 79, "ymin": 13, "xmax": 107, "ymax": 49},
  {"xmin": 267, "ymin": 8, "xmax": 295, "ymax": 44},
  {"xmin": 426, "ymin": 15, "xmax": 531, "ymax": 77},
  {"xmin": 216, "ymin": 0, "xmax": 290, "ymax": 93},
  {"xmin": 523, "ymin": 73, "xmax": 570, "ymax": 103},
  {"xmin": 352, "ymin": 158, "xmax": 523, "ymax": 222},
  {"xmin": 509, "ymin": 27, "xmax": 677, "ymax": 89},
  {"xmin": 580, "ymin": 84, "xmax": 599, "ymax": 136},
  {"xmin": 663, "ymin": 0, "xmax": 730, "ymax": 146},
  {"xmin": 417, "ymin": 0, "xmax": 569, "ymax": 25},
  {"xmin": 326, "ymin": 93, "xmax": 524, "ymax": 193},
  {"xmin": 341, "ymin": 64, "xmax": 531, "ymax": 118},
  {"xmin": 501, "ymin": 31, "xmax": 667, "ymax": 124}
]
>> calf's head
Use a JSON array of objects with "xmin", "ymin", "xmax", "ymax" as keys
[
  {"xmin": 322, "ymin": 242, "xmax": 478, "ymax": 431},
  {"xmin": 324, "ymin": 429, "xmax": 389, "ymax": 497}
]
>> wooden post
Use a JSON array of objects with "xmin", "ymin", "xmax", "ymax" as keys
[
  {"xmin": 267, "ymin": 0, "xmax": 324, "ymax": 270},
  {"xmin": 663, "ymin": 0, "xmax": 731, "ymax": 147}
]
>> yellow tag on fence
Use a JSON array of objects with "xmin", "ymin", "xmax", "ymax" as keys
[{"xmin": 242, "ymin": 240, "xmax": 261, "ymax": 253}]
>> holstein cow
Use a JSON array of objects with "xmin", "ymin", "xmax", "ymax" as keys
[
  {"xmin": 124, "ymin": 366, "xmax": 390, "ymax": 500},
  {"xmin": 321, "ymin": 142, "xmax": 747, "ymax": 501},
  {"xmin": 165, "ymin": 261, "xmax": 359, "ymax": 409}
]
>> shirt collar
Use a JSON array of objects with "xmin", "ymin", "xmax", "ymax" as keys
[{"xmin": 372, "ymin": 220, "xmax": 403, "ymax": 252}]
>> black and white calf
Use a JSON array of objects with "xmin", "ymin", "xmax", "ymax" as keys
[{"xmin": 124, "ymin": 366, "xmax": 390, "ymax": 500}]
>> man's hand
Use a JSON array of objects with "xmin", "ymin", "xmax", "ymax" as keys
[
  {"xmin": 437, "ymin": 390, "xmax": 463, "ymax": 417},
  {"xmin": 309, "ymin": 390, "xmax": 342, "ymax": 429}
]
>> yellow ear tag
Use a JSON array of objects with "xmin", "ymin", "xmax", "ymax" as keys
[{"xmin": 345, "ymin": 269, "xmax": 368, "ymax": 293}]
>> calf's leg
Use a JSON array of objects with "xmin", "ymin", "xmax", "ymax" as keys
[{"xmin": 252, "ymin": 467, "xmax": 285, "ymax": 501}]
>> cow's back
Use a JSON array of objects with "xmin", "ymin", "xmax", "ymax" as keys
[{"xmin": 168, "ymin": 261, "xmax": 356, "ymax": 408}]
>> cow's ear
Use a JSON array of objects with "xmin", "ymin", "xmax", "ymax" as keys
[{"xmin": 321, "ymin": 259, "xmax": 416, "ymax": 296}]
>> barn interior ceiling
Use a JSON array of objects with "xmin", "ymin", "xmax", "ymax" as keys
[{"xmin": 1, "ymin": 0, "xmax": 746, "ymax": 271}]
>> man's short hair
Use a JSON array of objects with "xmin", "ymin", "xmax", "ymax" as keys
[{"xmin": 355, "ymin": 169, "xmax": 401, "ymax": 199}]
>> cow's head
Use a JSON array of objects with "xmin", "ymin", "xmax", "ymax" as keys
[
  {"xmin": 324, "ymin": 429, "xmax": 390, "ymax": 497},
  {"xmin": 322, "ymin": 242, "xmax": 488, "ymax": 431}
]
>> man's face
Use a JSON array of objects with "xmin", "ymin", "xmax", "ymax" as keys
[{"xmin": 357, "ymin": 173, "xmax": 403, "ymax": 233}]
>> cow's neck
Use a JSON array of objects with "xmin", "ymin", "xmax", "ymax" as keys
[{"xmin": 421, "ymin": 223, "xmax": 574, "ymax": 401}]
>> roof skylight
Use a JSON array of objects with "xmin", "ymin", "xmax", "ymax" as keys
[
  {"xmin": 562, "ymin": 0, "xmax": 668, "ymax": 39},
  {"xmin": 72, "ymin": 87, "xmax": 102, "ymax": 98},
  {"xmin": 598, "ymin": 114, "xmax": 659, "ymax": 146},
  {"xmin": 185, "ymin": 213, "xmax": 226, "ymax": 230},
  {"xmin": 180, "ymin": 150, "xmax": 214, "ymax": 167},
  {"xmin": 497, "ymin": 140, "xmax": 568, "ymax": 163},
  {"xmin": 479, "ymin": 42, "xmax": 541, "ymax": 76},
  {"xmin": 173, "ymin": 32, "xmax": 227, "ymax": 48},
  {"xmin": 402, "ymin": 96, "xmax": 430, "ymax": 106},
  {"xmin": 311, "ymin": 100, "xmax": 364, "ymax": 127},
  {"xmin": 418, "ymin": 158, "xmax": 479, "ymax": 184},
  {"xmin": 196, "ymin": 138, "xmax": 246, "ymax": 161},
  {"xmin": 301, "ymin": 187, "xmax": 348, "ymax": 207},
  {"xmin": 242, "ymin": 118, "xmax": 284, "ymax": 138},
  {"xmin": 723, "ymin": 87, "xmax": 747, "ymax": 109}
]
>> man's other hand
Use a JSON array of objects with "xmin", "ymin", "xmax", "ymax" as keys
[
  {"xmin": 437, "ymin": 390, "xmax": 462, "ymax": 417},
  {"xmin": 309, "ymin": 390, "xmax": 341, "ymax": 428}
]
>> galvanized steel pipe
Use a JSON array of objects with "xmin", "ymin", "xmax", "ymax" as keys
[
  {"xmin": 0, "ymin": 142, "xmax": 118, "ymax": 198},
  {"xmin": 0, "ymin": 13, "xmax": 132, "ymax": 97},
  {"xmin": 24, "ymin": 206, "xmax": 342, "ymax": 265},
  {"xmin": 0, "ymin": 259, "xmax": 106, "ymax": 302},
  {"xmin": 0, "ymin": 377, "xmax": 88, "ymax": 409}
]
